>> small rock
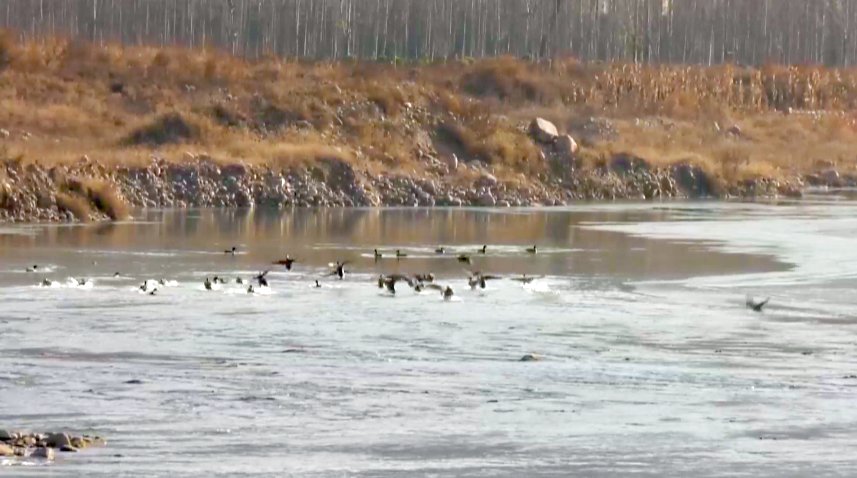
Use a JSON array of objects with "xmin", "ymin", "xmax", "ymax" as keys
[
  {"xmin": 0, "ymin": 443, "xmax": 13, "ymax": 456},
  {"xmin": 0, "ymin": 429, "xmax": 15, "ymax": 442},
  {"xmin": 124, "ymin": 379, "xmax": 144, "ymax": 385},
  {"xmin": 529, "ymin": 118, "xmax": 559, "ymax": 144},
  {"xmin": 59, "ymin": 444, "xmax": 78, "ymax": 453},
  {"xmin": 31, "ymin": 447, "xmax": 55, "ymax": 460},
  {"xmin": 447, "ymin": 154, "xmax": 459, "ymax": 171},
  {"xmin": 478, "ymin": 191, "xmax": 496, "ymax": 207},
  {"xmin": 46, "ymin": 432, "xmax": 71, "ymax": 448}
]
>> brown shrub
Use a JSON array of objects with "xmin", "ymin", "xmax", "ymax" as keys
[
  {"xmin": 124, "ymin": 112, "xmax": 202, "ymax": 146},
  {"xmin": 0, "ymin": 30, "xmax": 14, "ymax": 71},
  {"xmin": 55, "ymin": 192, "xmax": 91, "ymax": 221},
  {"xmin": 66, "ymin": 177, "xmax": 130, "ymax": 220},
  {"xmin": 461, "ymin": 57, "xmax": 561, "ymax": 103}
]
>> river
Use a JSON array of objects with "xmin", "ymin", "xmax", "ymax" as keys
[{"xmin": 1, "ymin": 198, "xmax": 856, "ymax": 477}]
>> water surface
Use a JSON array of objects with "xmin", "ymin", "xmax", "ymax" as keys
[{"xmin": 1, "ymin": 202, "xmax": 856, "ymax": 477}]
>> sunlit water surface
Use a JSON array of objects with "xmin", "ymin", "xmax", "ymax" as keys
[{"xmin": 2, "ymin": 199, "xmax": 857, "ymax": 477}]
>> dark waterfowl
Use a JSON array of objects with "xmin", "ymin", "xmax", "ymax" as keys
[
  {"xmin": 467, "ymin": 271, "xmax": 502, "ymax": 290},
  {"xmin": 158, "ymin": 279, "xmax": 167, "ymax": 286},
  {"xmin": 396, "ymin": 249, "xmax": 407, "ymax": 259},
  {"xmin": 113, "ymin": 272, "xmax": 121, "ymax": 278},
  {"xmin": 435, "ymin": 247, "xmax": 446, "ymax": 254},
  {"xmin": 374, "ymin": 249, "xmax": 383, "ymax": 261},
  {"xmin": 457, "ymin": 254, "xmax": 472, "ymax": 264},
  {"xmin": 314, "ymin": 280, "xmax": 322, "ymax": 288},
  {"xmin": 255, "ymin": 271, "xmax": 270, "ymax": 287},
  {"xmin": 224, "ymin": 246, "xmax": 238, "ymax": 255},
  {"xmin": 509, "ymin": 274, "xmax": 543, "ymax": 284},
  {"xmin": 26, "ymin": 265, "xmax": 39, "ymax": 273},
  {"xmin": 76, "ymin": 278, "xmax": 90, "ymax": 286},
  {"xmin": 478, "ymin": 245, "xmax": 487, "ymax": 254},
  {"xmin": 425, "ymin": 283, "xmax": 454, "ymax": 300},
  {"xmin": 413, "ymin": 273, "xmax": 435, "ymax": 283},
  {"xmin": 204, "ymin": 277, "xmax": 213, "ymax": 290},
  {"xmin": 273, "ymin": 256, "xmax": 296, "ymax": 270},
  {"xmin": 746, "ymin": 296, "xmax": 770, "ymax": 312},
  {"xmin": 148, "ymin": 289, "xmax": 157, "ymax": 296},
  {"xmin": 236, "ymin": 277, "xmax": 245, "ymax": 285},
  {"xmin": 247, "ymin": 285, "xmax": 255, "ymax": 294},
  {"xmin": 41, "ymin": 278, "xmax": 54, "ymax": 287},
  {"xmin": 377, "ymin": 274, "xmax": 415, "ymax": 294},
  {"xmin": 526, "ymin": 245, "xmax": 538, "ymax": 254},
  {"xmin": 328, "ymin": 261, "xmax": 349, "ymax": 280}
]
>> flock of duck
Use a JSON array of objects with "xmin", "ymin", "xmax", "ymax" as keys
[
  {"xmin": 25, "ymin": 244, "xmax": 546, "ymax": 301},
  {"xmin": 25, "ymin": 243, "xmax": 771, "ymax": 311}
]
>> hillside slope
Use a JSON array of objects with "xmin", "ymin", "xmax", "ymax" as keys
[{"xmin": 2, "ymin": 35, "xmax": 857, "ymax": 221}]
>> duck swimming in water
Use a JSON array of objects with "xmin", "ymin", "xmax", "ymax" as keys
[
  {"xmin": 236, "ymin": 277, "xmax": 245, "ymax": 285},
  {"xmin": 26, "ymin": 265, "xmax": 39, "ymax": 273},
  {"xmin": 204, "ymin": 277, "xmax": 213, "ymax": 290},
  {"xmin": 478, "ymin": 245, "xmax": 487, "ymax": 254},
  {"xmin": 374, "ymin": 249, "xmax": 383, "ymax": 261},
  {"xmin": 273, "ymin": 256, "xmax": 296, "ymax": 270},
  {"xmin": 314, "ymin": 280, "xmax": 322, "ymax": 288},
  {"xmin": 457, "ymin": 254, "xmax": 472, "ymax": 265},
  {"xmin": 224, "ymin": 246, "xmax": 238, "ymax": 255},
  {"xmin": 435, "ymin": 247, "xmax": 446, "ymax": 254},
  {"xmin": 395, "ymin": 249, "xmax": 407, "ymax": 259},
  {"xmin": 526, "ymin": 245, "xmax": 538, "ymax": 254},
  {"xmin": 746, "ymin": 296, "xmax": 770, "ymax": 312},
  {"xmin": 41, "ymin": 278, "xmax": 54, "ymax": 287},
  {"xmin": 247, "ymin": 285, "xmax": 255, "ymax": 294}
]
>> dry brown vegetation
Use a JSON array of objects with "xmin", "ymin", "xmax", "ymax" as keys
[
  {"xmin": 1, "ymin": 34, "xmax": 857, "ymax": 188},
  {"xmin": 66, "ymin": 178, "xmax": 130, "ymax": 220},
  {"xmin": 55, "ymin": 192, "xmax": 92, "ymax": 221}
]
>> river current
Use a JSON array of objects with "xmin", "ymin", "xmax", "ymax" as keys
[{"xmin": 1, "ymin": 199, "xmax": 856, "ymax": 477}]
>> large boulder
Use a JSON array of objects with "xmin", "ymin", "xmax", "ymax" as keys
[
  {"xmin": 529, "ymin": 118, "xmax": 559, "ymax": 144},
  {"xmin": 555, "ymin": 135, "xmax": 579, "ymax": 158}
]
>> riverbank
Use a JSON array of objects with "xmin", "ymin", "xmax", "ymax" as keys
[{"xmin": 1, "ymin": 34, "xmax": 856, "ymax": 222}]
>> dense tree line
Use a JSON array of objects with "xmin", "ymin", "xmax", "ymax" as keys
[{"xmin": 1, "ymin": 0, "xmax": 856, "ymax": 66}]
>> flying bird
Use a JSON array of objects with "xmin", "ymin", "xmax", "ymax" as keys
[
  {"xmin": 255, "ymin": 271, "xmax": 270, "ymax": 287},
  {"xmin": 746, "ymin": 296, "xmax": 770, "ymax": 312},
  {"xmin": 273, "ymin": 256, "xmax": 297, "ymax": 270},
  {"xmin": 328, "ymin": 261, "xmax": 349, "ymax": 280}
]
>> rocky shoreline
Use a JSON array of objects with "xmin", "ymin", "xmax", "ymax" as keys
[
  {"xmin": 0, "ymin": 429, "xmax": 106, "ymax": 463},
  {"xmin": 0, "ymin": 152, "xmax": 827, "ymax": 224}
]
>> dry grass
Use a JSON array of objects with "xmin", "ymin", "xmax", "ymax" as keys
[
  {"xmin": 55, "ymin": 192, "xmax": 91, "ymax": 221},
  {"xmin": 65, "ymin": 177, "xmax": 130, "ymax": 220},
  {"xmin": 124, "ymin": 112, "xmax": 204, "ymax": 147},
  {"xmin": 1, "ymin": 32, "xmax": 857, "ymax": 188}
]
